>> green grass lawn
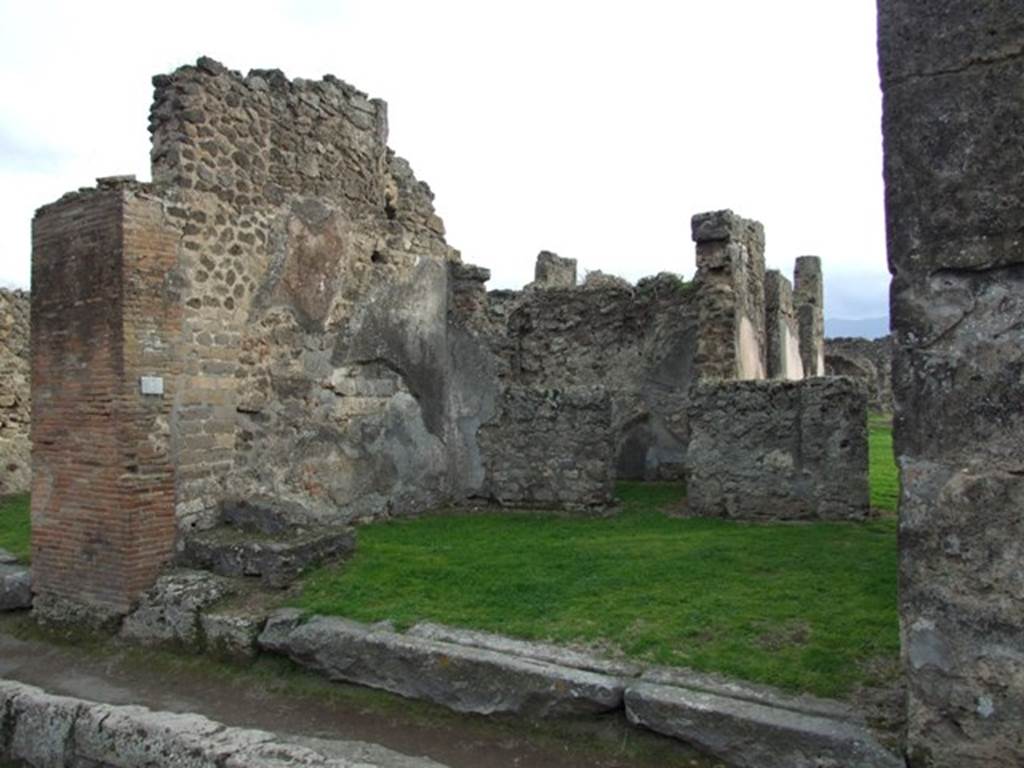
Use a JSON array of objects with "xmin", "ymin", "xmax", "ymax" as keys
[
  {"xmin": 0, "ymin": 494, "xmax": 30, "ymax": 562},
  {"xmin": 298, "ymin": 424, "xmax": 902, "ymax": 700},
  {"xmin": 869, "ymin": 413, "xmax": 899, "ymax": 513}
]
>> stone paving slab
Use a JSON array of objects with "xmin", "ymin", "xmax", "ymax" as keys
[
  {"xmin": 624, "ymin": 681, "xmax": 901, "ymax": 768},
  {"xmin": 258, "ymin": 611, "xmax": 625, "ymax": 717},
  {"xmin": 0, "ymin": 678, "xmax": 450, "ymax": 768}
]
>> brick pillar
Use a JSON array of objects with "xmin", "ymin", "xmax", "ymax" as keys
[
  {"xmin": 691, "ymin": 210, "xmax": 766, "ymax": 380},
  {"xmin": 879, "ymin": 2, "xmax": 1024, "ymax": 765},
  {"xmin": 793, "ymin": 256, "xmax": 824, "ymax": 377},
  {"xmin": 31, "ymin": 181, "xmax": 181, "ymax": 626},
  {"xmin": 765, "ymin": 270, "xmax": 804, "ymax": 380}
]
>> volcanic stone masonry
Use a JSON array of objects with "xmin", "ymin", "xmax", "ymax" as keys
[
  {"xmin": 825, "ymin": 335, "xmax": 893, "ymax": 413},
  {"xmin": 0, "ymin": 288, "xmax": 30, "ymax": 495},
  {"xmin": 686, "ymin": 378, "xmax": 870, "ymax": 521},
  {"xmin": 878, "ymin": 1, "xmax": 1024, "ymax": 765},
  {"xmin": 29, "ymin": 56, "xmax": 856, "ymax": 620}
]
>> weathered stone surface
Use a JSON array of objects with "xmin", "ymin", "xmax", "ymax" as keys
[
  {"xmin": 179, "ymin": 524, "xmax": 354, "ymax": 587},
  {"xmin": 408, "ymin": 622, "xmax": 644, "ymax": 678},
  {"xmin": 0, "ymin": 679, "xmax": 448, "ymax": 767},
  {"xmin": 201, "ymin": 609, "xmax": 266, "ymax": 660},
  {"xmin": 258, "ymin": 612, "xmax": 624, "ymax": 717},
  {"xmin": 531, "ymin": 251, "xmax": 577, "ymax": 288},
  {"xmin": 0, "ymin": 288, "xmax": 29, "ymax": 496},
  {"xmin": 879, "ymin": 3, "xmax": 1024, "ymax": 764},
  {"xmin": 826, "ymin": 335, "xmax": 893, "ymax": 412},
  {"xmin": 687, "ymin": 378, "xmax": 870, "ymax": 520},
  {"xmin": 691, "ymin": 210, "xmax": 767, "ymax": 380},
  {"xmin": 0, "ymin": 547, "xmax": 16, "ymax": 564},
  {"xmin": 477, "ymin": 385, "xmax": 614, "ymax": 508},
  {"xmin": 793, "ymin": 256, "xmax": 825, "ymax": 377},
  {"xmin": 625, "ymin": 681, "xmax": 901, "ymax": 768},
  {"xmin": 0, "ymin": 564, "xmax": 31, "ymax": 611},
  {"xmin": 764, "ymin": 270, "xmax": 804, "ymax": 380},
  {"xmin": 120, "ymin": 570, "xmax": 233, "ymax": 648}
]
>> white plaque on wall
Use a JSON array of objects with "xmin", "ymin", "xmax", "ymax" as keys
[{"xmin": 140, "ymin": 376, "xmax": 164, "ymax": 396}]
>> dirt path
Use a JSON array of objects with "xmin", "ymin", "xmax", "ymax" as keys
[{"xmin": 0, "ymin": 615, "xmax": 725, "ymax": 768}]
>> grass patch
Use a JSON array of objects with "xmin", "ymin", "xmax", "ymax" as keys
[
  {"xmin": 869, "ymin": 413, "xmax": 899, "ymax": 513},
  {"xmin": 0, "ymin": 494, "xmax": 30, "ymax": 561},
  {"xmin": 297, "ymin": 480, "xmax": 899, "ymax": 699}
]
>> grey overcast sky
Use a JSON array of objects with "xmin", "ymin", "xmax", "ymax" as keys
[{"xmin": 0, "ymin": 0, "xmax": 889, "ymax": 326}]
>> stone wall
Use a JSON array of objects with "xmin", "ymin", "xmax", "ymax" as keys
[
  {"xmin": 0, "ymin": 288, "xmax": 30, "ymax": 495},
  {"xmin": 765, "ymin": 270, "xmax": 804, "ymax": 380},
  {"xmin": 146, "ymin": 58, "xmax": 458, "ymax": 530},
  {"xmin": 692, "ymin": 210, "xmax": 767, "ymax": 380},
  {"xmin": 686, "ymin": 378, "xmax": 869, "ymax": 521},
  {"xmin": 878, "ymin": 3, "xmax": 1024, "ymax": 765},
  {"xmin": 794, "ymin": 256, "xmax": 825, "ymax": 377},
  {"xmin": 825, "ymin": 335, "xmax": 893, "ymax": 413},
  {"xmin": 31, "ymin": 184, "xmax": 181, "ymax": 621},
  {"xmin": 477, "ymin": 386, "xmax": 614, "ymax": 508},
  {"xmin": 448, "ymin": 264, "xmax": 697, "ymax": 482}
]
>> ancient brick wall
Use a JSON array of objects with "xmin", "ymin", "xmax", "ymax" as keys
[
  {"xmin": 477, "ymin": 386, "xmax": 614, "ymax": 508},
  {"xmin": 686, "ymin": 378, "xmax": 869, "ymax": 521},
  {"xmin": 825, "ymin": 335, "xmax": 893, "ymax": 413},
  {"xmin": 691, "ymin": 210, "xmax": 767, "ymax": 380},
  {"xmin": 0, "ymin": 288, "xmax": 30, "ymax": 495},
  {"xmin": 878, "ymin": 2, "xmax": 1024, "ymax": 764},
  {"xmin": 146, "ymin": 58, "xmax": 457, "ymax": 529},
  {"xmin": 31, "ymin": 185, "xmax": 181, "ymax": 622}
]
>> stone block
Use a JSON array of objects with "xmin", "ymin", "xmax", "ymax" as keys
[
  {"xmin": 120, "ymin": 570, "xmax": 233, "ymax": 648},
  {"xmin": 532, "ymin": 251, "xmax": 577, "ymax": 288},
  {"xmin": 0, "ymin": 564, "xmax": 32, "ymax": 611}
]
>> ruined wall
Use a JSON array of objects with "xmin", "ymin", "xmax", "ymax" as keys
[
  {"xmin": 794, "ymin": 256, "xmax": 825, "ymax": 377},
  {"xmin": 691, "ymin": 210, "xmax": 767, "ymax": 380},
  {"xmin": 765, "ymin": 270, "xmax": 804, "ymax": 380},
  {"xmin": 31, "ymin": 185, "xmax": 181, "ymax": 622},
  {"xmin": 878, "ymin": 3, "xmax": 1024, "ymax": 765},
  {"xmin": 0, "ymin": 289, "xmax": 30, "ymax": 495},
  {"xmin": 146, "ymin": 58, "xmax": 457, "ymax": 530},
  {"xmin": 686, "ymin": 378, "xmax": 869, "ymax": 521},
  {"xmin": 825, "ymin": 335, "xmax": 893, "ymax": 413},
  {"xmin": 448, "ymin": 266, "xmax": 697, "ymax": 484},
  {"xmin": 477, "ymin": 386, "xmax": 614, "ymax": 508}
]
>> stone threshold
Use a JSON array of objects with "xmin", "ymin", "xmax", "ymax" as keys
[
  {"xmin": 0, "ymin": 678, "xmax": 448, "ymax": 768},
  {"xmin": 257, "ymin": 610, "xmax": 902, "ymax": 768}
]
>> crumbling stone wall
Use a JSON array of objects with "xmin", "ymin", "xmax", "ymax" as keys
[
  {"xmin": 765, "ymin": 271, "xmax": 804, "ymax": 380},
  {"xmin": 794, "ymin": 256, "xmax": 825, "ymax": 377},
  {"xmin": 686, "ymin": 378, "xmax": 869, "ymax": 521},
  {"xmin": 31, "ymin": 183, "xmax": 181, "ymax": 622},
  {"xmin": 878, "ymin": 3, "xmax": 1024, "ymax": 764},
  {"xmin": 146, "ymin": 58, "xmax": 458, "ymax": 530},
  {"xmin": 691, "ymin": 211, "xmax": 767, "ymax": 380},
  {"xmin": 0, "ymin": 288, "xmax": 30, "ymax": 495},
  {"xmin": 448, "ymin": 264, "xmax": 697, "ymax": 483},
  {"xmin": 477, "ymin": 386, "xmax": 613, "ymax": 508},
  {"xmin": 825, "ymin": 336, "xmax": 893, "ymax": 413}
]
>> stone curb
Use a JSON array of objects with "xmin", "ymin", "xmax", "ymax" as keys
[
  {"xmin": 257, "ymin": 611, "xmax": 624, "ymax": 717},
  {"xmin": 257, "ymin": 611, "xmax": 902, "ymax": 767},
  {"xmin": 624, "ymin": 681, "xmax": 903, "ymax": 768},
  {"xmin": 0, "ymin": 678, "xmax": 448, "ymax": 768}
]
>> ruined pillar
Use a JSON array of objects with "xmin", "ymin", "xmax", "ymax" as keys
[
  {"xmin": 31, "ymin": 179, "xmax": 181, "ymax": 626},
  {"xmin": 878, "ymin": 3, "xmax": 1024, "ymax": 765},
  {"xmin": 692, "ymin": 210, "xmax": 766, "ymax": 380},
  {"xmin": 764, "ymin": 270, "xmax": 804, "ymax": 380},
  {"xmin": 532, "ymin": 251, "xmax": 577, "ymax": 288},
  {"xmin": 793, "ymin": 256, "xmax": 824, "ymax": 377}
]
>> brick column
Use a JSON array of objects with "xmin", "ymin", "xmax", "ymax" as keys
[
  {"xmin": 31, "ymin": 182, "xmax": 181, "ymax": 626},
  {"xmin": 879, "ymin": 2, "xmax": 1024, "ymax": 765}
]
